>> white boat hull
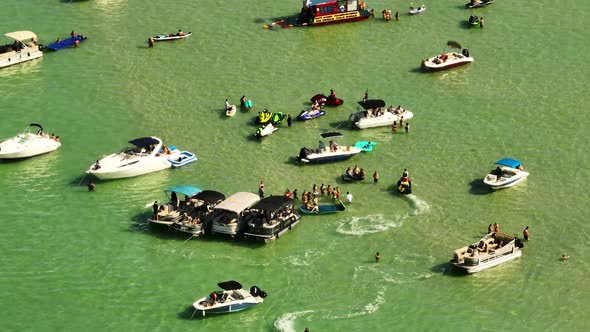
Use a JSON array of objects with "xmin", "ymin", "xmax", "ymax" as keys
[
  {"xmin": 193, "ymin": 289, "xmax": 263, "ymax": 316},
  {"xmin": 354, "ymin": 110, "xmax": 413, "ymax": 129},
  {"xmin": 422, "ymin": 52, "xmax": 474, "ymax": 71},
  {"xmin": 457, "ymin": 250, "xmax": 522, "ymax": 273},
  {"xmin": 0, "ymin": 47, "xmax": 43, "ymax": 69},
  {"xmin": 88, "ymin": 153, "xmax": 172, "ymax": 179},
  {"xmin": 299, "ymin": 146, "xmax": 362, "ymax": 164},
  {"xmin": 0, "ymin": 133, "xmax": 60, "ymax": 159},
  {"xmin": 483, "ymin": 170, "xmax": 529, "ymax": 189}
]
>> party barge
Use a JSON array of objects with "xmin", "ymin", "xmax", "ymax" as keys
[{"xmin": 264, "ymin": 0, "xmax": 373, "ymax": 29}]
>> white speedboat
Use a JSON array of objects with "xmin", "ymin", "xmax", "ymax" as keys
[
  {"xmin": 172, "ymin": 190, "xmax": 226, "ymax": 236},
  {"xmin": 192, "ymin": 281, "xmax": 266, "ymax": 317},
  {"xmin": 296, "ymin": 131, "xmax": 362, "ymax": 164},
  {"xmin": 243, "ymin": 196, "xmax": 302, "ymax": 243},
  {"xmin": 87, "ymin": 136, "xmax": 196, "ymax": 180},
  {"xmin": 0, "ymin": 31, "xmax": 43, "ymax": 69},
  {"xmin": 421, "ymin": 41, "xmax": 473, "ymax": 72},
  {"xmin": 350, "ymin": 100, "xmax": 413, "ymax": 129},
  {"xmin": 0, "ymin": 123, "xmax": 61, "ymax": 159},
  {"xmin": 483, "ymin": 158, "xmax": 529, "ymax": 189},
  {"xmin": 210, "ymin": 192, "xmax": 260, "ymax": 236},
  {"xmin": 148, "ymin": 185, "xmax": 203, "ymax": 226},
  {"xmin": 450, "ymin": 232, "xmax": 524, "ymax": 273}
]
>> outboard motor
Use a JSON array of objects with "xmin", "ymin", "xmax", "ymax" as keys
[
  {"xmin": 515, "ymin": 237, "xmax": 524, "ymax": 248},
  {"xmin": 462, "ymin": 48, "xmax": 470, "ymax": 57},
  {"xmin": 298, "ymin": 148, "xmax": 309, "ymax": 160},
  {"xmin": 250, "ymin": 285, "xmax": 260, "ymax": 297}
]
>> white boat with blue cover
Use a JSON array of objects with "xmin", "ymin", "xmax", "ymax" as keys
[
  {"xmin": 87, "ymin": 136, "xmax": 195, "ymax": 180},
  {"xmin": 450, "ymin": 232, "xmax": 524, "ymax": 273},
  {"xmin": 0, "ymin": 124, "xmax": 61, "ymax": 159},
  {"xmin": 483, "ymin": 158, "xmax": 529, "ymax": 189},
  {"xmin": 148, "ymin": 185, "xmax": 203, "ymax": 226},
  {"xmin": 296, "ymin": 131, "xmax": 362, "ymax": 164},
  {"xmin": 192, "ymin": 281, "xmax": 266, "ymax": 317}
]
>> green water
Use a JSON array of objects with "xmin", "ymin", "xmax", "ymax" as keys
[{"xmin": 1, "ymin": 0, "xmax": 589, "ymax": 331}]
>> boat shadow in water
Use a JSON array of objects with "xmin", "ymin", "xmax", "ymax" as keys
[
  {"xmin": 468, "ymin": 178, "xmax": 493, "ymax": 195},
  {"xmin": 328, "ymin": 120, "xmax": 353, "ymax": 130},
  {"xmin": 430, "ymin": 262, "xmax": 468, "ymax": 277}
]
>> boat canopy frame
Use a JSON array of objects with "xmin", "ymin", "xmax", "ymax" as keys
[
  {"xmin": 248, "ymin": 196, "xmax": 294, "ymax": 212},
  {"xmin": 358, "ymin": 99, "xmax": 386, "ymax": 110},
  {"xmin": 4, "ymin": 31, "xmax": 38, "ymax": 42},
  {"xmin": 128, "ymin": 137, "xmax": 161, "ymax": 148},
  {"xmin": 495, "ymin": 158, "xmax": 522, "ymax": 169},
  {"xmin": 217, "ymin": 280, "xmax": 243, "ymax": 291},
  {"xmin": 193, "ymin": 190, "xmax": 226, "ymax": 205},
  {"xmin": 214, "ymin": 192, "xmax": 260, "ymax": 214}
]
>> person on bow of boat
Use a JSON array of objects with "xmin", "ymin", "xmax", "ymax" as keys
[{"xmin": 177, "ymin": 29, "xmax": 185, "ymax": 36}]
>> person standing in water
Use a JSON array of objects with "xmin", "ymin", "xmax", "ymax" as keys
[
  {"xmin": 258, "ymin": 181, "xmax": 265, "ymax": 198},
  {"xmin": 375, "ymin": 252, "xmax": 380, "ymax": 262},
  {"xmin": 148, "ymin": 37, "xmax": 154, "ymax": 48},
  {"xmin": 373, "ymin": 170, "xmax": 379, "ymax": 183},
  {"xmin": 523, "ymin": 226, "xmax": 529, "ymax": 240}
]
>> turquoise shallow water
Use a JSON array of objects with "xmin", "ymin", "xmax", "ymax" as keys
[{"xmin": 1, "ymin": 0, "xmax": 589, "ymax": 331}]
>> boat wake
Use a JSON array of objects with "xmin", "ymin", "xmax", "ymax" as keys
[
  {"xmin": 274, "ymin": 310, "xmax": 314, "ymax": 332},
  {"xmin": 336, "ymin": 214, "xmax": 403, "ymax": 236},
  {"xmin": 324, "ymin": 287, "xmax": 386, "ymax": 319},
  {"xmin": 405, "ymin": 194, "xmax": 431, "ymax": 216},
  {"xmin": 272, "ymin": 289, "xmax": 385, "ymax": 331}
]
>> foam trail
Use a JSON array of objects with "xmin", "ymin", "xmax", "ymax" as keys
[
  {"xmin": 336, "ymin": 214, "xmax": 403, "ymax": 236},
  {"xmin": 274, "ymin": 310, "xmax": 314, "ymax": 332},
  {"xmin": 324, "ymin": 287, "xmax": 386, "ymax": 319},
  {"xmin": 405, "ymin": 194, "xmax": 431, "ymax": 216}
]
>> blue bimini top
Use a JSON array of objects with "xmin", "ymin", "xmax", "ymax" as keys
[{"xmin": 495, "ymin": 158, "xmax": 522, "ymax": 169}]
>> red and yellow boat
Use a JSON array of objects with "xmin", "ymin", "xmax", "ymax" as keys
[{"xmin": 264, "ymin": 0, "xmax": 373, "ymax": 29}]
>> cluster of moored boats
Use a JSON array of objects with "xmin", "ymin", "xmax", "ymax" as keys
[
  {"xmin": 149, "ymin": 187, "xmax": 301, "ymax": 242},
  {"xmin": 1, "ymin": 0, "xmax": 529, "ymax": 320}
]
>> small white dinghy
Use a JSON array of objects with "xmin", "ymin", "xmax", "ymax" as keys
[{"xmin": 0, "ymin": 123, "xmax": 61, "ymax": 159}]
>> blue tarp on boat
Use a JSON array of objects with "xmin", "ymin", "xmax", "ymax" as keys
[
  {"xmin": 46, "ymin": 36, "xmax": 86, "ymax": 51},
  {"xmin": 495, "ymin": 158, "xmax": 522, "ymax": 169}
]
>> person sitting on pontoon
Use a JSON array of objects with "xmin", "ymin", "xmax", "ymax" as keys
[{"xmin": 177, "ymin": 29, "xmax": 185, "ymax": 36}]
